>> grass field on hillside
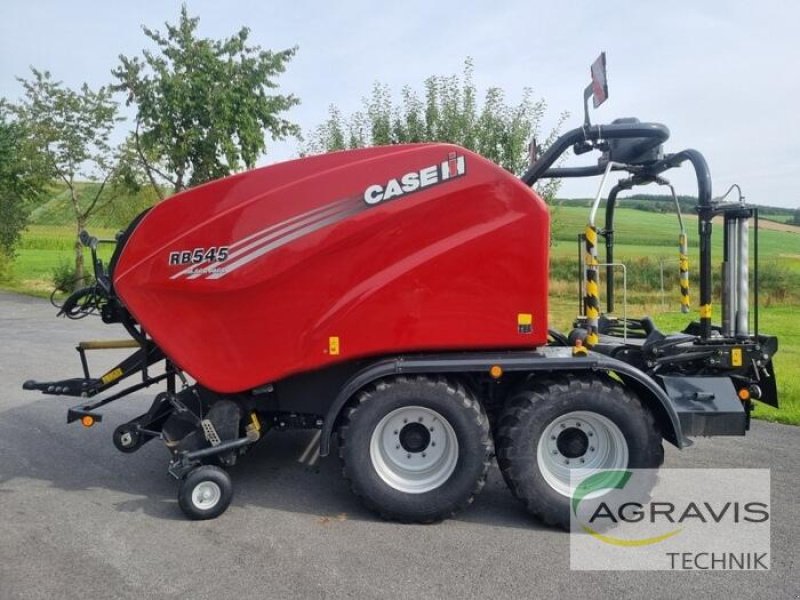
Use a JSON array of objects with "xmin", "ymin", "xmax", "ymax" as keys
[
  {"xmin": 27, "ymin": 182, "xmax": 157, "ymax": 229},
  {"xmin": 552, "ymin": 205, "xmax": 800, "ymax": 266}
]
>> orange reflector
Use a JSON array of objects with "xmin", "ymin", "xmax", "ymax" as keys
[
  {"xmin": 81, "ymin": 415, "xmax": 95, "ymax": 428},
  {"xmin": 489, "ymin": 365, "xmax": 503, "ymax": 379},
  {"xmin": 738, "ymin": 388, "xmax": 750, "ymax": 401}
]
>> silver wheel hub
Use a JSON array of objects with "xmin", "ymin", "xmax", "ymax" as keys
[
  {"xmin": 369, "ymin": 406, "xmax": 459, "ymax": 494},
  {"xmin": 537, "ymin": 410, "xmax": 629, "ymax": 497},
  {"xmin": 191, "ymin": 481, "xmax": 222, "ymax": 510}
]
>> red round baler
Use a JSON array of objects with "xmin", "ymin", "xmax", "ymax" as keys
[{"xmin": 113, "ymin": 144, "xmax": 550, "ymax": 393}]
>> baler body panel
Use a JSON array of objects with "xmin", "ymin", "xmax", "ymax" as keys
[{"xmin": 113, "ymin": 144, "xmax": 550, "ymax": 393}]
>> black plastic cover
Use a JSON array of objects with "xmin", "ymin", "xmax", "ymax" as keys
[
  {"xmin": 661, "ymin": 376, "xmax": 746, "ymax": 436},
  {"xmin": 603, "ymin": 117, "xmax": 664, "ymax": 165}
]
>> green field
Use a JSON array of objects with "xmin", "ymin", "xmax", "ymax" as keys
[
  {"xmin": 3, "ymin": 207, "xmax": 799, "ymax": 426},
  {"xmin": 2, "ymin": 225, "xmax": 117, "ymax": 294}
]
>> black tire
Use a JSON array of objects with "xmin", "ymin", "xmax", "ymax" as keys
[
  {"xmin": 338, "ymin": 376, "xmax": 492, "ymax": 523},
  {"xmin": 177, "ymin": 465, "xmax": 233, "ymax": 520},
  {"xmin": 113, "ymin": 423, "xmax": 143, "ymax": 454},
  {"xmin": 496, "ymin": 375, "xmax": 663, "ymax": 530}
]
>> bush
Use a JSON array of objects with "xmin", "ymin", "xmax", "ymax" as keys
[
  {"xmin": 51, "ymin": 258, "xmax": 94, "ymax": 294},
  {"xmin": 758, "ymin": 263, "xmax": 793, "ymax": 305},
  {"xmin": 550, "ymin": 255, "xmax": 683, "ymax": 293}
]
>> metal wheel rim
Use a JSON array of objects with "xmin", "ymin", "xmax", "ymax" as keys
[
  {"xmin": 536, "ymin": 410, "xmax": 629, "ymax": 497},
  {"xmin": 191, "ymin": 480, "xmax": 222, "ymax": 510},
  {"xmin": 369, "ymin": 406, "xmax": 459, "ymax": 494}
]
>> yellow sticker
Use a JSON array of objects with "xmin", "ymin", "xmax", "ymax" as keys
[
  {"xmin": 731, "ymin": 347, "xmax": 743, "ymax": 367},
  {"xmin": 699, "ymin": 304, "xmax": 712, "ymax": 319},
  {"xmin": 101, "ymin": 367, "xmax": 123, "ymax": 385},
  {"xmin": 329, "ymin": 336, "xmax": 340, "ymax": 355},
  {"xmin": 517, "ymin": 313, "xmax": 533, "ymax": 334}
]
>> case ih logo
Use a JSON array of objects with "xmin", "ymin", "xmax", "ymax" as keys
[{"xmin": 363, "ymin": 153, "xmax": 466, "ymax": 206}]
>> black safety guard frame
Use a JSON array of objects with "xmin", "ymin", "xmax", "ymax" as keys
[
  {"xmin": 522, "ymin": 122, "xmax": 717, "ymax": 339},
  {"xmin": 521, "ymin": 120, "xmax": 778, "ymax": 411}
]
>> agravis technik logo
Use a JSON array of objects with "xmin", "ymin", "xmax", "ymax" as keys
[{"xmin": 569, "ymin": 469, "xmax": 771, "ymax": 571}]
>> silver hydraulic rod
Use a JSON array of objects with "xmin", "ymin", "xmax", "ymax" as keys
[
  {"xmin": 588, "ymin": 161, "xmax": 621, "ymax": 227},
  {"xmin": 666, "ymin": 183, "xmax": 690, "ymax": 314},
  {"xmin": 722, "ymin": 218, "xmax": 738, "ymax": 337},
  {"xmin": 736, "ymin": 217, "xmax": 749, "ymax": 337}
]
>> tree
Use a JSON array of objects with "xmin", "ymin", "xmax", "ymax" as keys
[
  {"xmin": 303, "ymin": 59, "xmax": 568, "ymax": 200},
  {"xmin": 0, "ymin": 110, "xmax": 47, "ymax": 263},
  {"xmin": 113, "ymin": 5, "xmax": 300, "ymax": 198},
  {"xmin": 13, "ymin": 69, "xmax": 129, "ymax": 288}
]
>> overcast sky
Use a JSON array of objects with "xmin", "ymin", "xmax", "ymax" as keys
[{"xmin": 2, "ymin": 1, "xmax": 798, "ymax": 207}]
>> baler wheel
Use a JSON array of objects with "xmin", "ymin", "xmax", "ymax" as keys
[
  {"xmin": 178, "ymin": 465, "xmax": 233, "ymax": 520},
  {"xmin": 338, "ymin": 376, "xmax": 492, "ymax": 523},
  {"xmin": 496, "ymin": 376, "xmax": 663, "ymax": 530}
]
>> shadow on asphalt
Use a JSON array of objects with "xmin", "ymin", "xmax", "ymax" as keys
[{"xmin": 0, "ymin": 396, "xmax": 551, "ymax": 531}]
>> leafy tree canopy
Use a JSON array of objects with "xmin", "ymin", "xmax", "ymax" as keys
[
  {"xmin": 12, "ymin": 69, "xmax": 129, "ymax": 287},
  {"xmin": 113, "ymin": 4, "xmax": 300, "ymax": 196},
  {"xmin": 303, "ymin": 59, "xmax": 567, "ymax": 199},
  {"xmin": 0, "ymin": 110, "xmax": 48, "ymax": 258}
]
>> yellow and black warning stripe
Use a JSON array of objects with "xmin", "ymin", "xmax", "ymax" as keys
[
  {"xmin": 679, "ymin": 233, "xmax": 690, "ymax": 314},
  {"xmin": 584, "ymin": 224, "xmax": 600, "ymax": 347}
]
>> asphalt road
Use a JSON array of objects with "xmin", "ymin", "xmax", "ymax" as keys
[{"xmin": 1, "ymin": 291, "xmax": 797, "ymax": 599}]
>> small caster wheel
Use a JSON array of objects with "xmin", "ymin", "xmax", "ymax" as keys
[
  {"xmin": 113, "ymin": 424, "xmax": 143, "ymax": 453},
  {"xmin": 178, "ymin": 465, "xmax": 233, "ymax": 520}
]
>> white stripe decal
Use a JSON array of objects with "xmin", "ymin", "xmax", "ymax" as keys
[
  {"xmin": 207, "ymin": 206, "xmax": 362, "ymax": 280},
  {"xmin": 185, "ymin": 203, "xmax": 357, "ymax": 280},
  {"xmin": 171, "ymin": 197, "xmax": 356, "ymax": 280}
]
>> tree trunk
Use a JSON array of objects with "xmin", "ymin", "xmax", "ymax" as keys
[
  {"xmin": 67, "ymin": 183, "xmax": 86, "ymax": 291},
  {"xmin": 74, "ymin": 217, "xmax": 86, "ymax": 291}
]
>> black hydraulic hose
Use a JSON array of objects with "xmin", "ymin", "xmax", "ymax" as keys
[
  {"xmin": 57, "ymin": 285, "xmax": 102, "ymax": 319},
  {"xmin": 521, "ymin": 122, "xmax": 670, "ymax": 186},
  {"xmin": 643, "ymin": 149, "xmax": 712, "ymax": 207},
  {"xmin": 543, "ymin": 165, "xmax": 626, "ymax": 178},
  {"xmin": 604, "ymin": 186, "xmax": 620, "ymax": 313}
]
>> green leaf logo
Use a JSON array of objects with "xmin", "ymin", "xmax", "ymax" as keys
[{"xmin": 571, "ymin": 470, "xmax": 682, "ymax": 547}]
